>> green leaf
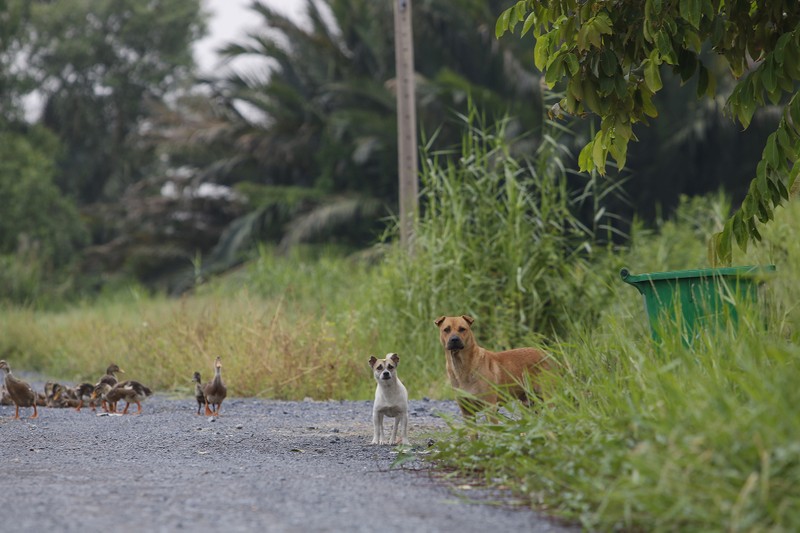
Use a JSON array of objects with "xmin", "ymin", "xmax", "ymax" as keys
[
  {"xmin": 583, "ymin": 79, "xmax": 601, "ymax": 113},
  {"xmin": 732, "ymin": 214, "xmax": 748, "ymax": 252},
  {"xmin": 762, "ymin": 60, "xmax": 777, "ymax": 93},
  {"xmin": 578, "ymin": 141, "xmax": 594, "ymax": 172},
  {"xmin": 774, "ymin": 33, "xmax": 791, "ymax": 64},
  {"xmin": 765, "ymin": 134, "xmax": 781, "ymax": 169},
  {"xmin": 544, "ymin": 54, "xmax": 565, "ymax": 87},
  {"xmin": 564, "ymin": 52, "xmax": 579, "ymax": 76},
  {"xmin": 777, "ymin": 176, "xmax": 790, "ymax": 200},
  {"xmin": 679, "ymin": 0, "xmax": 701, "ymax": 29},
  {"xmin": 496, "ymin": 7, "xmax": 513, "ymax": 38},
  {"xmin": 586, "ymin": 24, "xmax": 602, "ymax": 49},
  {"xmin": 534, "ymin": 33, "xmax": 550, "ymax": 71},
  {"xmin": 614, "ymin": 74, "xmax": 628, "ymax": 98},
  {"xmin": 736, "ymin": 82, "xmax": 757, "ymax": 128},
  {"xmin": 712, "ymin": 220, "xmax": 733, "ymax": 265},
  {"xmin": 591, "ymin": 130, "xmax": 608, "ymax": 174},
  {"xmin": 749, "ymin": 218, "xmax": 762, "ymax": 242},
  {"xmin": 593, "ymin": 12, "xmax": 613, "ymax": 35},
  {"xmin": 777, "ymin": 125, "xmax": 798, "ymax": 160},
  {"xmin": 697, "ymin": 62, "xmax": 709, "ymax": 97},
  {"xmin": 608, "ymin": 134, "xmax": 628, "ymax": 169},
  {"xmin": 655, "ymin": 31, "xmax": 676, "ymax": 64},
  {"xmin": 601, "ymin": 48, "xmax": 617, "ymax": 76},
  {"xmin": 644, "ymin": 59, "xmax": 663, "ymax": 92},
  {"xmin": 790, "ymin": 96, "xmax": 800, "ymax": 133},
  {"xmin": 521, "ymin": 12, "xmax": 537, "ymax": 37},
  {"xmin": 640, "ymin": 87, "xmax": 658, "ymax": 117},
  {"xmin": 677, "ymin": 49, "xmax": 698, "ymax": 82}
]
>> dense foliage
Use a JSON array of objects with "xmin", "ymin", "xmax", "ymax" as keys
[
  {"xmin": 497, "ymin": 0, "xmax": 800, "ymax": 263},
  {"xmin": 0, "ymin": 0, "xmax": 788, "ymax": 303}
]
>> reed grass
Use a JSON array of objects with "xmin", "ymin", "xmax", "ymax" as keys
[{"xmin": 429, "ymin": 197, "xmax": 800, "ymax": 531}]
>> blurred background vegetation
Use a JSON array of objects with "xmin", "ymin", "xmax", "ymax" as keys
[{"xmin": 0, "ymin": 0, "xmax": 779, "ymax": 304}]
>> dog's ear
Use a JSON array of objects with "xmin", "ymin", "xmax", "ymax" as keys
[
  {"xmin": 434, "ymin": 316, "xmax": 446, "ymax": 328},
  {"xmin": 461, "ymin": 315, "xmax": 475, "ymax": 325},
  {"xmin": 369, "ymin": 356, "xmax": 378, "ymax": 368},
  {"xmin": 388, "ymin": 353, "xmax": 400, "ymax": 365}
]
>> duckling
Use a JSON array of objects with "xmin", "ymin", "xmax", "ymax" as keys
[
  {"xmin": 0, "ymin": 360, "xmax": 39, "ymax": 420},
  {"xmin": 35, "ymin": 390, "xmax": 47, "ymax": 407},
  {"xmin": 73, "ymin": 383, "xmax": 96, "ymax": 411},
  {"xmin": 98, "ymin": 363, "xmax": 125, "ymax": 386},
  {"xmin": 0, "ymin": 383, "xmax": 12, "ymax": 405},
  {"xmin": 94, "ymin": 364, "xmax": 125, "ymax": 411},
  {"xmin": 192, "ymin": 371, "xmax": 205, "ymax": 415},
  {"xmin": 44, "ymin": 381, "xmax": 58, "ymax": 406},
  {"xmin": 202, "ymin": 357, "xmax": 227, "ymax": 416},
  {"xmin": 106, "ymin": 380, "xmax": 153, "ymax": 415},
  {"xmin": 91, "ymin": 382, "xmax": 114, "ymax": 413},
  {"xmin": 47, "ymin": 382, "xmax": 72, "ymax": 407},
  {"xmin": 51, "ymin": 383, "xmax": 93, "ymax": 409}
]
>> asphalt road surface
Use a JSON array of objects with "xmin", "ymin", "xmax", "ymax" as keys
[{"xmin": 0, "ymin": 394, "xmax": 576, "ymax": 532}]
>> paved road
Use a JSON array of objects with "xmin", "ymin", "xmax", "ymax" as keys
[{"xmin": 0, "ymin": 395, "xmax": 576, "ymax": 532}]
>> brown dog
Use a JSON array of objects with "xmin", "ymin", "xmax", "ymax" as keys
[{"xmin": 434, "ymin": 315, "xmax": 550, "ymax": 417}]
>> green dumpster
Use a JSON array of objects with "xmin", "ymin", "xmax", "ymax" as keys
[{"xmin": 620, "ymin": 265, "xmax": 776, "ymax": 344}]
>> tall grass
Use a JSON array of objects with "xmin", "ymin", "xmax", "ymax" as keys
[
  {"xmin": 430, "ymin": 197, "xmax": 800, "ymax": 530},
  {"xmin": 359, "ymin": 111, "xmax": 619, "ymax": 393},
  {"xmin": 0, "ymin": 248, "xmax": 376, "ymax": 399}
]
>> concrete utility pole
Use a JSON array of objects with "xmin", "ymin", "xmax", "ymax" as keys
[{"xmin": 393, "ymin": 0, "xmax": 417, "ymax": 251}]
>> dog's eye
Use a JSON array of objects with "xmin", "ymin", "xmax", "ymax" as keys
[
  {"xmin": 443, "ymin": 326, "xmax": 451, "ymax": 333},
  {"xmin": 387, "ymin": 365, "xmax": 394, "ymax": 370},
  {"xmin": 458, "ymin": 327, "xmax": 466, "ymax": 332},
  {"xmin": 376, "ymin": 364, "xmax": 383, "ymax": 370}
]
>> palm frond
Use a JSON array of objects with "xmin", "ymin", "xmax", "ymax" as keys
[{"xmin": 279, "ymin": 196, "xmax": 384, "ymax": 252}]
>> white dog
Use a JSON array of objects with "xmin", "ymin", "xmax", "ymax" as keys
[{"xmin": 369, "ymin": 353, "xmax": 409, "ymax": 445}]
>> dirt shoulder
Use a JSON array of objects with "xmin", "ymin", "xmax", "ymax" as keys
[{"xmin": 0, "ymin": 395, "xmax": 575, "ymax": 532}]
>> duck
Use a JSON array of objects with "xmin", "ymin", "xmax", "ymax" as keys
[
  {"xmin": 0, "ymin": 360, "xmax": 39, "ymax": 420},
  {"xmin": 202, "ymin": 357, "xmax": 227, "ymax": 416},
  {"xmin": 44, "ymin": 381, "xmax": 60, "ymax": 407},
  {"xmin": 46, "ymin": 382, "xmax": 72, "ymax": 407},
  {"xmin": 72, "ymin": 383, "xmax": 97, "ymax": 411},
  {"xmin": 94, "ymin": 364, "xmax": 125, "ymax": 411},
  {"xmin": 192, "ymin": 371, "xmax": 205, "ymax": 415},
  {"xmin": 98, "ymin": 363, "xmax": 125, "ymax": 386},
  {"xmin": 90, "ymin": 382, "xmax": 113, "ymax": 412},
  {"xmin": 1, "ymin": 383, "xmax": 12, "ymax": 405},
  {"xmin": 50, "ymin": 382, "xmax": 95, "ymax": 409},
  {"xmin": 106, "ymin": 380, "xmax": 152, "ymax": 415}
]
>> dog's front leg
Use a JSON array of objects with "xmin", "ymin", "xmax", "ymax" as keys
[
  {"xmin": 389, "ymin": 415, "xmax": 400, "ymax": 444},
  {"xmin": 396, "ymin": 413, "xmax": 408, "ymax": 445},
  {"xmin": 372, "ymin": 410, "xmax": 383, "ymax": 444}
]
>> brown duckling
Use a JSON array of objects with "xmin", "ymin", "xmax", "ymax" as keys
[
  {"xmin": 98, "ymin": 363, "xmax": 125, "ymax": 386},
  {"xmin": 0, "ymin": 360, "xmax": 39, "ymax": 420},
  {"xmin": 72, "ymin": 383, "xmax": 97, "ymax": 411},
  {"xmin": 1, "ymin": 383, "xmax": 12, "ymax": 405},
  {"xmin": 94, "ymin": 364, "xmax": 125, "ymax": 411},
  {"xmin": 46, "ymin": 382, "xmax": 72, "ymax": 407},
  {"xmin": 106, "ymin": 380, "xmax": 152, "ymax": 415},
  {"xmin": 51, "ymin": 382, "xmax": 94, "ymax": 409},
  {"xmin": 44, "ymin": 381, "xmax": 58, "ymax": 406},
  {"xmin": 192, "ymin": 371, "xmax": 205, "ymax": 415},
  {"xmin": 202, "ymin": 357, "xmax": 227, "ymax": 416},
  {"xmin": 91, "ymin": 382, "xmax": 114, "ymax": 413}
]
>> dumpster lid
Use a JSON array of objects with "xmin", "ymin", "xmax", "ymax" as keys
[{"xmin": 620, "ymin": 265, "xmax": 776, "ymax": 284}]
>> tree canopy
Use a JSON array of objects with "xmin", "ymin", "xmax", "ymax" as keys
[
  {"xmin": 496, "ymin": 0, "xmax": 800, "ymax": 263},
  {"xmin": 26, "ymin": 0, "xmax": 207, "ymax": 202}
]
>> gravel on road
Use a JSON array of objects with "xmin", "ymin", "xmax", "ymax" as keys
[{"xmin": 0, "ymin": 394, "xmax": 576, "ymax": 533}]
